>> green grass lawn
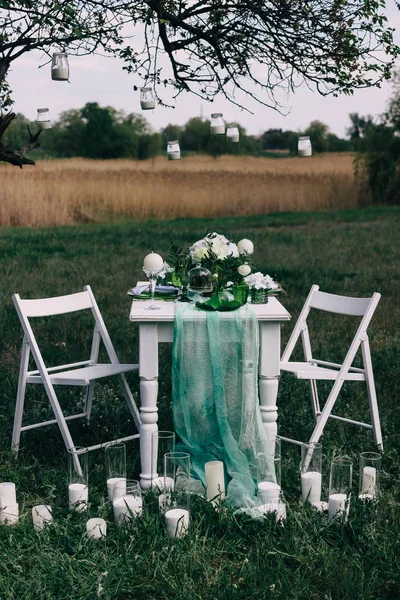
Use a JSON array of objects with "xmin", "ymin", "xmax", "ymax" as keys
[{"xmin": 0, "ymin": 206, "xmax": 399, "ymax": 599}]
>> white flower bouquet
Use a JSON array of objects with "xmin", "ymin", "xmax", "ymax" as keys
[
  {"xmin": 168, "ymin": 232, "xmax": 282, "ymax": 308},
  {"xmin": 244, "ymin": 271, "xmax": 282, "ymax": 304}
]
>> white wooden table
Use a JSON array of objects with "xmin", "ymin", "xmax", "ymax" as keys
[{"xmin": 129, "ymin": 295, "xmax": 290, "ymax": 489}]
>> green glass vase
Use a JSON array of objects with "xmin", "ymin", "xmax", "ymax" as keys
[
  {"xmin": 232, "ymin": 283, "xmax": 249, "ymax": 306},
  {"xmin": 250, "ymin": 288, "xmax": 269, "ymax": 304}
]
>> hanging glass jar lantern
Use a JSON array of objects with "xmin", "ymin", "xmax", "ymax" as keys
[
  {"xmin": 298, "ymin": 136, "xmax": 312, "ymax": 157},
  {"xmin": 51, "ymin": 52, "xmax": 69, "ymax": 81},
  {"xmin": 37, "ymin": 108, "xmax": 52, "ymax": 130},
  {"xmin": 210, "ymin": 113, "xmax": 225, "ymax": 134},
  {"xmin": 140, "ymin": 87, "xmax": 155, "ymax": 110},
  {"xmin": 226, "ymin": 124, "xmax": 240, "ymax": 142},
  {"xmin": 167, "ymin": 140, "xmax": 181, "ymax": 161}
]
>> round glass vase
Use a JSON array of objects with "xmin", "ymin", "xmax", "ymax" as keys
[
  {"xmin": 232, "ymin": 283, "xmax": 249, "ymax": 305},
  {"xmin": 250, "ymin": 288, "xmax": 269, "ymax": 304}
]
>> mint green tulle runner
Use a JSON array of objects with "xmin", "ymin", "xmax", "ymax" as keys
[{"xmin": 172, "ymin": 303, "xmax": 275, "ymax": 513}]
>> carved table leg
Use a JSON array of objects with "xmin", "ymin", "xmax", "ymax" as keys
[
  {"xmin": 139, "ymin": 324, "xmax": 159, "ymax": 490},
  {"xmin": 259, "ymin": 322, "xmax": 281, "ymax": 453}
]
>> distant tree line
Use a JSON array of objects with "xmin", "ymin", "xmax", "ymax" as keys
[
  {"xmin": 3, "ymin": 102, "xmax": 355, "ymax": 161},
  {"xmin": 347, "ymin": 71, "xmax": 400, "ymax": 205}
]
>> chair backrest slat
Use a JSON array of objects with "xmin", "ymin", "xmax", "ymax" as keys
[
  {"xmin": 309, "ymin": 291, "xmax": 372, "ymax": 316},
  {"xmin": 15, "ymin": 291, "xmax": 93, "ymax": 318}
]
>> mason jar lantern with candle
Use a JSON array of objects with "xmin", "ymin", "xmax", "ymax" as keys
[
  {"xmin": 51, "ymin": 52, "xmax": 69, "ymax": 81},
  {"xmin": 140, "ymin": 87, "xmax": 155, "ymax": 110},
  {"xmin": 167, "ymin": 140, "xmax": 181, "ymax": 160},
  {"xmin": 210, "ymin": 113, "xmax": 225, "ymax": 135},
  {"xmin": 298, "ymin": 136, "xmax": 312, "ymax": 157},
  {"xmin": 226, "ymin": 124, "xmax": 240, "ymax": 142},
  {"xmin": 37, "ymin": 108, "xmax": 52, "ymax": 130}
]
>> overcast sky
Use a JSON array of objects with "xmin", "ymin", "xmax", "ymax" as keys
[{"xmin": 6, "ymin": 3, "xmax": 400, "ymax": 138}]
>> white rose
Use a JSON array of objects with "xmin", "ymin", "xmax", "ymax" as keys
[
  {"xmin": 211, "ymin": 238, "xmax": 231, "ymax": 259},
  {"xmin": 228, "ymin": 242, "xmax": 239, "ymax": 258},
  {"xmin": 189, "ymin": 239, "xmax": 209, "ymax": 262},
  {"xmin": 238, "ymin": 264, "xmax": 251, "ymax": 276},
  {"xmin": 237, "ymin": 239, "xmax": 254, "ymax": 255},
  {"xmin": 264, "ymin": 274, "xmax": 279, "ymax": 290}
]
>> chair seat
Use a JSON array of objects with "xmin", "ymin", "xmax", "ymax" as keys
[
  {"xmin": 280, "ymin": 361, "xmax": 365, "ymax": 381},
  {"xmin": 27, "ymin": 363, "xmax": 139, "ymax": 386}
]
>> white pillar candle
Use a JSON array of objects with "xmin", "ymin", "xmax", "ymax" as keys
[
  {"xmin": 113, "ymin": 495, "xmax": 143, "ymax": 524},
  {"xmin": 258, "ymin": 501, "xmax": 286, "ymax": 522},
  {"xmin": 68, "ymin": 483, "xmax": 88, "ymax": 512},
  {"xmin": 32, "ymin": 505, "xmax": 53, "ymax": 530},
  {"xmin": 143, "ymin": 252, "xmax": 164, "ymax": 272},
  {"xmin": 165, "ymin": 508, "xmax": 190, "ymax": 538},
  {"xmin": 361, "ymin": 466, "xmax": 377, "ymax": 497},
  {"xmin": 168, "ymin": 151, "xmax": 181, "ymax": 161},
  {"xmin": 205, "ymin": 461, "xmax": 226, "ymax": 504},
  {"xmin": 107, "ymin": 477, "xmax": 126, "ymax": 501},
  {"xmin": 211, "ymin": 125, "xmax": 225, "ymax": 134},
  {"xmin": 0, "ymin": 482, "xmax": 17, "ymax": 505},
  {"xmin": 0, "ymin": 503, "xmax": 19, "ymax": 525},
  {"xmin": 257, "ymin": 481, "xmax": 281, "ymax": 503},
  {"xmin": 311, "ymin": 501, "xmax": 329, "ymax": 512},
  {"xmin": 237, "ymin": 239, "xmax": 254, "ymax": 255},
  {"xmin": 86, "ymin": 518, "xmax": 107, "ymax": 539},
  {"xmin": 301, "ymin": 471, "xmax": 322, "ymax": 504},
  {"xmin": 51, "ymin": 67, "xmax": 69, "ymax": 80},
  {"xmin": 141, "ymin": 99, "xmax": 155, "ymax": 110},
  {"xmin": 328, "ymin": 493, "xmax": 347, "ymax": 520},
  {"xmin": 152, "ymin": 476, "xmax": 175, "ymax": 492},
  {"xmin": 38, "ymin": 120, "xmax": 52, "ymax": 130}
]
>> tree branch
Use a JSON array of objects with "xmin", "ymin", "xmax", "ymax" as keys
[{"xmin": 0, "ymin": 114, "xmax": 42, "ymax": 168}]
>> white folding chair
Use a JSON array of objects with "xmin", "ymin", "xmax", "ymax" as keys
[
  {"xmin": 12, "ymin": 285, "xmax": 140, "ymax": 459},
  {"xmin": 279, "ymin": 285, "xmax": 382, "ymax": 450}
]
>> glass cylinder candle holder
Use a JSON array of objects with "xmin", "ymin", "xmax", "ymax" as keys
[
  {"xmin": 164, "ymin": 452, "xmax": 190, "ymax": 537},
  {"xmin": 298, "ymin": 136, "xmax": 312, "ymax": 157},
  {"xmin": 328, "ymin": 457, "xmax": 352, "ymax": 520},
  {"xmin": 151, "ymin": 431, "xmax": 176, "ymax": 493},
  {"xmin": 68, "ymin": 447, "xmax": 89, "ymax": 512},
  {"xmin": 140, "ymin": 87, "xmax": 155, "ymax": 110},
  {"xmin": 37, "ymin": 108, "xmax": 52, "ymax": 130},
  {"xmin": 210, "ymin": 113, "xmax": 225, "ymax": 134},
  {"xmin": 113, "ymin": 479, "xmax": 143, "ymax": 524},
  {"xmin": 358, "ymin": 452, "xmax": 381, "ymax": 500},
  {"xmin": 226, "ymin": 124, "xmax": 240, "ymax": 142},
  {"xmin": 300, "ymin": 442, "xmax": 322, "ymax": 505},
  {"xmin": 105, "ymin": 443, "xmax": 126, "ymax": 501},
  {"xmin": 167, "ymin": 140, "xmax": 181, "ymax": 160},
  {"xmin": 51, "ymin": 52, "xmax": 69, "ymax": 81},
  {"xmin": 256, "ymin": 437, "xmax": 281, "ymax": 505}
]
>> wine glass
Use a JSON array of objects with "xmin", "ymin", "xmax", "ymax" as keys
[
  {"xmin": 178, "ymin": 271, "xmax": 191, "ymax": 303},
  {"xmin": 143, "ymin": 266, "xmax": 162, "ymax": 310}
]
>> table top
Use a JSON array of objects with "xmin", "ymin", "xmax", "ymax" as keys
[{"xmin": 129, "ymin": 295, "xmax": 291, "ymax": 323}]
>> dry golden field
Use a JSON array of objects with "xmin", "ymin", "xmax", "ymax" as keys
[{"xmin": 0, "ymin": 153, "xmax": 361, "ymax": 227}]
